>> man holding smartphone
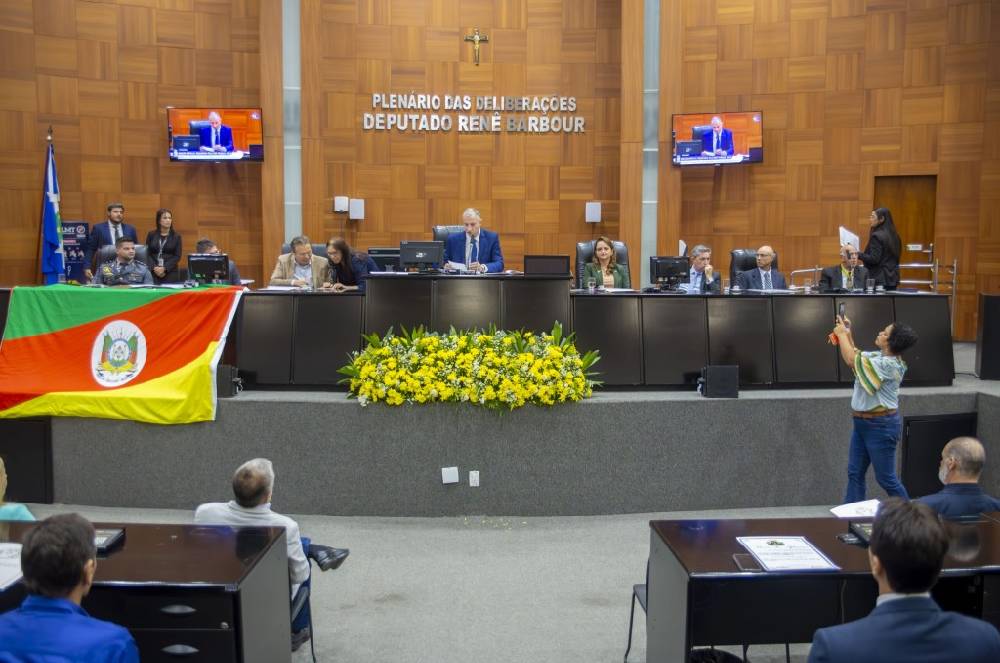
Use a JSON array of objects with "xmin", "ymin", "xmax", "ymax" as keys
[{"xmin": 830, "ymin": 315, "xmax": 918, "ymax": 503}]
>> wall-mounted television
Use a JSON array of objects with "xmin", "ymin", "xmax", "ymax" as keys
[
  {"xmin": 671, "ymin": 111, "xmax": 763, "ymax": 167},
  {"xmin": 166, "ymin": 107, "xmax": 263, "ymax": 162}
]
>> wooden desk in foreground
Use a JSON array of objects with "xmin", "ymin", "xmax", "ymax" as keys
[
  {"xmin": 0, "ymin": 522, "xmax": 291, "ymax": 663},
  {"xmin": 647, "ymin": 516, "xmax": 1000, "ymax": 662}
]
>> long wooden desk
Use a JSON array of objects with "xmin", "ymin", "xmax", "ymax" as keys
[
  {"xmin": 0, "ymin": 522, "xmax": 291, "ymax": 663},
  {"xmin": 0, "ymin": 286, "xmax": 955, "ymax": 388},
  {"xmin": 647, "ymin": 516, "xmax": 1000, "ymax": 662}
]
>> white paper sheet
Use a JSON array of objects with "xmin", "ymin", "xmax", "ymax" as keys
[
  {"xmin": 736, "ymin": 536, "xmax": 840, "ymax": 572},
  {"xmin": 830, "ymin": 499, "xmax": 880, "ymax": 519},
  {"xmin": 0, "ymin": 543, "xmax": 22, "ymax": 591},
  {"xmin": 445, "ymin": 261, "xmax": 469, "ymax": 272},
  {"xmin": 839, "ymin": 226, "xmax": 860, "ymax": 250}
]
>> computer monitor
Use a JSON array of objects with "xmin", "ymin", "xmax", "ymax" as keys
[
  {"xmin": 187, "ymin": 253, "xmax": 229, "ymax": 283},
  {"xmin": 399, "ymin": 241, "xmax": 443, "ymax": 271},
  {"xmin": 523, "ymin": 255, "xmax": 569, "ymax": 275},
  {"xmin": 675, "ymin": 140, "xmax": 701, "ymax": 158},
  {"xmin": 368, "ymin": 247, "xmax": 400, "ymax": 271},
  {"xmin": 650, "ymin": 256, "xmax": 689, "ymax": 290},
  {"xmin": 173, "ymin": 135, "xmax": 200, "ymax": 152}
]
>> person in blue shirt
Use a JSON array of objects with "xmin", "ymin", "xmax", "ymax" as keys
[
  {"xmin": 831, "ymin": 317, "xmax": 918, "ymax": 503},
  {"xmin": 917, "ymin": 437, "xmax": 1000, "ymax": 519},
  {"xmin": 0, "ymin": 457, "xmax": 34, "ymax": 521},
  {"xmin": 808, "ymin": 498, "xmax": 1000, "ymax": 663},
  {"xmin": 0, "ymin": 513, "xmax": 139, "ymax": 662}
]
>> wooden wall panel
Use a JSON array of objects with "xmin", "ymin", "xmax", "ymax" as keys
[
  {"xmin": 301, "ymin": 0, "xmax": 624, "ymax": 273},
  {"xmin": 0, "ymin": 0, "xmax": 262, "ymax": 286},
  {"xmin": 671, "ymin": 0, "xmax": 997, "ymax": 339}
]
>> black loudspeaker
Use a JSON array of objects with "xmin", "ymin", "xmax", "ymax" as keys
[
  {"xmin": 0, "ymin": 419, "xmax": 53, "ymax": 503},
  {"xmin": 976, "ymin": 294, "xmax": 1000, "ymax": 379},
  {"xmin": 900, "ymin": 413, "xmax": 977, "ymax": 499},
  {"xmin": 216, "ymin": 364, "xmax": 241, "ymax": 398},
  {"xmin": 699, "ymin": 365, "xmax": 739, "ymax": 398}
]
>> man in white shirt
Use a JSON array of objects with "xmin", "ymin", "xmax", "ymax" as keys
[{"xmin": 195, "ymin": 458, "xmax": 348, "ymax": 650}]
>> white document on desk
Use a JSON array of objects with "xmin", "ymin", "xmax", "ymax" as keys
[
  {"xmin": 0, "ymin": 543, "xmax": 22, "ymax": 591},
  {"xmin": 830, "ymin": 499, "xmax": 880, "ymax": 519},
  {"xmin": 736, "ymin": 536, "xmax": 840, "ymax": 572}
]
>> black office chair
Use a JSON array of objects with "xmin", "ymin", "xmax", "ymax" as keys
[
  {"xmin": 624, "ymin": 560, "xmax": 782, "ymax": 663},
  {"xmin": 432, "ymin": 225, "xmax": 465, "ymax": 243},
  {"xmin": 95, "ymin": 243, "xmax": 148, "ymax": 268},
  {"xmin": 280, "ymin": 243, "xmax": 328, "ymax": 259},
  {"xmin": 188, "ymin": 119, "xmax": 211, "ymax": 136},
  {"xmin": 290, "ymin": 581, "xmax": 315, "ymax": 663},
  {"xmin": 729, "ymin": 248, "xmax": 778, "ymax": 286},
  {"xmin": 692, "ymin": 124, "xmax": 713, "ymax": 142},
  {"xmin": 624, "ymin": 562, "xmax": 647, "ymax": 662},
  {"xmin": 576, "ymin": 240, "xmax": 629, "ymax": 288}
]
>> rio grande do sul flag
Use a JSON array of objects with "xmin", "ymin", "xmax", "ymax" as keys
[{"xmin": 0, "ymin": 285, "xmax": 242, "ymax": 425}]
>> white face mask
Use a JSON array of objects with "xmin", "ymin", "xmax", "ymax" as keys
[{"xmin": 938, "ymin": 463, "xmax": 949, "ymax": 484}]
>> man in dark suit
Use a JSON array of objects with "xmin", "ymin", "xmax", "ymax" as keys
[
  {"xmin": 917, "ymin": 437, "xmax": 1000, "ymax": 520},
  {"xmin": 442, "ymin": 208, "xmax": 504, "ymax": 273},
  {"xmin": 808, "ymin": 498, "xmax": 1000, "ymax": 663},
  {"xmin": 84, "ymin": 202, "xmax": 138, "ymax": 281},
  {"xmin": 684, "ymin": 244, "xmax": 720, "ymax": 294},
  {"xmin": 198, "ymin": 111, "xmax": 234, "ymax": 153},
  {"xmin": 196, "ymin": 238, "xmax": 243, "ymax": 285},
  {"xmin": 820, "ymin": 244, "xmax": 868, "ymax": 292},
  {"xmin": 700, "ymin": 116, "xmax": 734, "ymax": 157},
  {"xmin": 735, "ymin": 245, "xmax": 786, "ymax": 290}
]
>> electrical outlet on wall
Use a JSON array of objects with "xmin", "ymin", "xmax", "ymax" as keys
[{"xmin": 469, "ymin": 471, "xmax": 480, "ymax": 487}]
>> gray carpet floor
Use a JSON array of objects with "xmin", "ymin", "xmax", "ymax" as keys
[
  {"xmin": 19, "ymin": 345, "xmax": 986, "ymax": 662},
  {"xmin": 25, "ymin": 502, "xmax": 834, "ymax": 663}
]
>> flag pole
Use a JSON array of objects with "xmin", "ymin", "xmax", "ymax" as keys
[{"xmin": 34, "ymin": 127, "xmax": 54, "ymax": 285}]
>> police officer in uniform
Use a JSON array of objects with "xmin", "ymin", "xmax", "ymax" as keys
[{"xmin": 93, "ymin": 237, "xmax": 154, "ymax": 286}]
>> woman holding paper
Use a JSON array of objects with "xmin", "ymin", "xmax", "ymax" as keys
[
  {"xmin": 830, "ymin": 315, "xmax": 918, "ymax": 504},
  {"xmin": 858, "ymin": 207, "xmax": 901, "ymax": 290}
]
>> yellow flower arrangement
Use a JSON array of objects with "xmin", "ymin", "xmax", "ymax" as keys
[{"xmin": 338, "ymin": 322, "xmax": 600, "ymax": 410}]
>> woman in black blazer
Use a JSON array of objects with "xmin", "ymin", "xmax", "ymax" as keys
[
  {"xmin": 145, "ymin": 208, "xmax": 183, "ymax": 284},
  {"xmin": 859, "ymin": 207, "xmax": 901, "ymax": 290}
]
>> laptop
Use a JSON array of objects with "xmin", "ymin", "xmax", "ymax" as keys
[{"xmin": 523, "ymin": 255, "xmax": 569, "ymax": 276}]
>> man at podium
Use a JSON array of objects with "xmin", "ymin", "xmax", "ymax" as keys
[{"xmin": 442, "ymin": 208, "xmax": 504, "ymax": 273}]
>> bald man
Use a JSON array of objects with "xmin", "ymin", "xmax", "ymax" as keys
[
  {"xmin": 917, "ymin": 437, "xmax": 1000, "ymax": 519},
  {"xmin": 735, "ymin": 245, "xmax": 787, "ymax": 290},
  {"xmin": 198, "ymin": 111, "xmax": 234, "ymax": 153}
]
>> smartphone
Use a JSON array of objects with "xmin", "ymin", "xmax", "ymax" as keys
[
  {"xmin": 733, "ymin": 553, "xmax": 763, "ymax": 572},
  {"xmin": 838, "ymin": 302, "xmax": 846, "ymax": 319}
]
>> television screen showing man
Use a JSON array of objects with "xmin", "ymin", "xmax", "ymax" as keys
[
  {"xmin": 701, "ymin": 116, "xmax": 734, "ymax": 157},
  {"xmin": 199, "ymin": 112, "xmax": 234, "ymax": 153}
]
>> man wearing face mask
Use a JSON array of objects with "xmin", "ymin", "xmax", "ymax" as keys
[{"xmin": 917, "ymin": 437, "xmax": 1000, "ymax": 519}]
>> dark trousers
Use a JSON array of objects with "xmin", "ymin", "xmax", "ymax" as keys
[
  {"xmin": 844, "ymin": 411, "xmax": 908, "ymax": 503},
  {"xmin": 292, "ymin": 536, "xmax": 312, "ymax": 633}
]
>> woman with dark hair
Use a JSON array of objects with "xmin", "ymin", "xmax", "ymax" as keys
[
  {"xmin": 859, "ymin": 207, "xmax": 901, "ymax": 290},
  {"xmin": 144, "ymin": 208, "xmax": 183, "ymax": 284},
  {"xmin": 322, "ymin": 237, "xmax": 378, "ymax": 293},
  {"xmin": 581, "ymin": 236, "xmax": 630, "ymax": 288}
]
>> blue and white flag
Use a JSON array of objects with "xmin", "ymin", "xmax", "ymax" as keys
[{"xmin": 40, "ymin": 143, "xmax": 64, "ymax": 284}]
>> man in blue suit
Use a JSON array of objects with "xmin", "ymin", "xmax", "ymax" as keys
[
  {"xmin": 198, "ymin": 111, "xmax": 234, "ymax": 153},
  {"xmin": 700, "ymin": 116, "xmax": 734, "ymax": 157},
  {"xmin": 83, "ymin": 202, "xmax": 138, "ymax": 281},
  {"xmin": 917, "ymin": 437, "xmax": 1000, "ymax": 519},
  {"xmin": 734, "ymin": 245, "xmax": 787, "ymax": 290},
  {"xmin": 808, "ymin": 498, "xmax": 1000, "ymax": 663},
  {"xmin": 442, "ymin": 208, "xmax": 504, "ymax": 273}
]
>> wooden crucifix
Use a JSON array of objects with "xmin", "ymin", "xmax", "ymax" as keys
[{"xmin": 464, "ymin": 28, "xmax": 489, "ymax": 66}]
